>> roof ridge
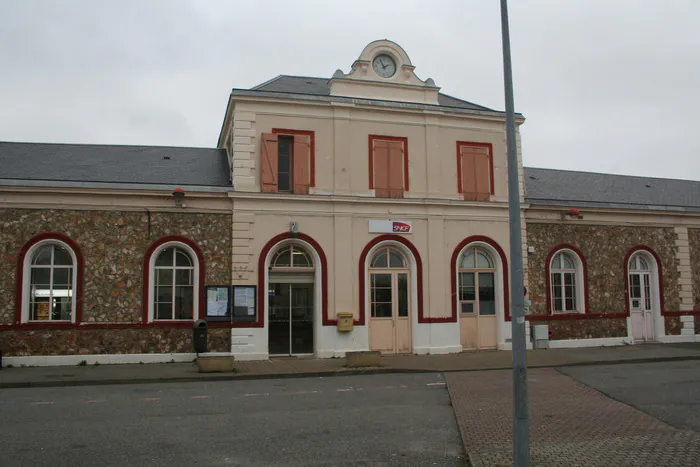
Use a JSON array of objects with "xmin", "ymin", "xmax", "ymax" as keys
[
  {"xmin": 437, "ymin": 91, "xmax": 494, "ymax": 111},
  {"xmin": 0, "ymin": 140, "xmax": 222, "ymax": 151},
  {"xmin": 525, "ymin": 166, "xmax": 700, "ymax": 184}
]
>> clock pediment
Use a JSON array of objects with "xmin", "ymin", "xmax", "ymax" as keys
[{"xmin": 329, "ymin": 39, "xmax": 440, "ymax": 104}]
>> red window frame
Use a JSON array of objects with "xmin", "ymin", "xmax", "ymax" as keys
[
  {"xmin": 456, "ymin": 141, "xmax": 495, "ymax": 197},
  {"xmin": 368, "ymin": 135, "xmax": 409, "ymax": 193}
]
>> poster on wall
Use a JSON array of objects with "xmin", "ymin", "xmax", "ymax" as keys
[
  {"xmin": 205, "ymin": 286, "xmax": 231, "ymax": 321},
  {"xmin": 232, "ymin": 286, "xmax": 256, "ymax": 321}
]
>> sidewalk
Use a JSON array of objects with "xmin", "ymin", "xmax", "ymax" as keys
[{"xmin": 2, "ymin": 343, "xmax": 700, "ymax": 389}]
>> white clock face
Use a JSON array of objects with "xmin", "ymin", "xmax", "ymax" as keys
[{"xmin": 372, "ymin": 54, "xmax": 396, "ymax": 78}]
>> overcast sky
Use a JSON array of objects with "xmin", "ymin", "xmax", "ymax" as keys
[{"xmin": 1, "ymin": 1, "xmax": 698, "ymax": 180}]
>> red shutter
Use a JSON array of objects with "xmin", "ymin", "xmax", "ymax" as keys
[
  {"xmin": 388, "ymin": 141, "xmax": 404, "ymax": 198},
  {"xmin": 261, "ymin": 133, "xmax": 278, "ymax": 193},
  {"xmin": 293, "ymin": 135, "xmax": 311, "ymax": 194},
  {"xmin": 373, "ymin": 141, "xmax": 390, "ymax": 198},
  {"xmin": 461, "ymin": 147, "xmax": 477, "ymax": 201},
  {"xmin": 474, "ymin": 150, "xmax": 491, "ymax": 201}
]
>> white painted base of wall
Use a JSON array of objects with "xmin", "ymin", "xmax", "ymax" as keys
[
  {"xmin": 499, "ymin": 341, "xmax": 534, "ymax": 351},
  {"xmin": 548, "ymin": 337, "xmax": 634, "ymax": 348},
  {"xmin": 413, "ymin": 345, "xmax": 463, "ymax": 355},
  {"xmin": 2, "ymin": 353, "xmax": 196, "ymax": 368},
  {"xmin": 657, "ymin": 334, "xmax": 700, "ymax": 343}
]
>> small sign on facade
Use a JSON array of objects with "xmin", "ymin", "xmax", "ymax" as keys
[{"xmin": 368, "ymin": 220, "xmax": 413, "ymax": 234}]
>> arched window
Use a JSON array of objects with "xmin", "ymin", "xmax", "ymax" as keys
[
  {"xmin": 370, "ymin": 246, "xmax": 407, "ymax": 269},
  {"xmin": 20, "ymin": 237, "xmax": 80, "ymax": 323},
  {"xmin": 550, "ymin": 249, "xmax": 584, "ymax": 313},
  {"xmin": 270, "ymin": 244, "xmax": 313, "ymax": 269},
  {"xmin": 458, "ymin": 246, "xmax": 496, "ymax": 316}
]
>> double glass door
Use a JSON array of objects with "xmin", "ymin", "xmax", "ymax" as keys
[
  {"xmin": 459, "ymin": 271, "xmax": 497, "ymax": 349},
  {"xmin": 369, "ymin": 271, "xmax": 411, "ymax": 354},
  {"xmin": 629, "ymin": 272, "xmax": 654, "ymax": 341},
  {"xmin": 268, "ymin": 282, "xmax": 314, "ymax": 355}
]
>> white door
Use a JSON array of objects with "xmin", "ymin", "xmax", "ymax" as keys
[{"xmin": 629, "ymin": 272, "xmax": 654, "ymax": 341}]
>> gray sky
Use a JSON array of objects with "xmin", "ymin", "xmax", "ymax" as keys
[{"xmin": 1, "ymin": 0, "xmax": 698, "ymax": 180}]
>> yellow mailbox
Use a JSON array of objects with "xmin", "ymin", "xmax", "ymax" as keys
[{"xmin": 336, "ymin": 312, "xmax": 354, "ymax": 332}]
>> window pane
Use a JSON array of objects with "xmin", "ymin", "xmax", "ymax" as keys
[
  {"xmin": 552, "ymin": 273, "xmax": 561, "ymax": 287},
  {"xmin": 479, "ymin": 301, "xmax": 495, "ymax": 316},
  {"xmin": 551, "ymin": 253, "xmax": 561, "ymax": 270},
  {"xmin": 31, "ymin": 268, "xmax": 51, "ymax": 286},
  {"xmin": 476, "ymin": 251, "xmax": 493, "ymax": 269},
  {"xmin": 278, "ymin": 152, "xmax": 290, "ymax": 173},
  {"xmin": 389, "ymin": 250, "xmax": 405, "ymax": 268},
  {"xmin": 398, "ymin": 274, "xmax": 408, "ymax": 317},
  {"xmin": 638, "ymin": 256, "xmax": 649, "ymax": 270},
  {"xmin": 562, "ymin": 253, "xmax": 575, "ymax": 269},
  {"xmin": 156, "ymin": 302, "xmax": 173, "ymax": 320},
  {"xmin": 174, "ymin": 286, "xmax": 193, "ymax": 320},
  {"xmin": 273, "ymin": 248, "xmax": 292, "ymax": 267},
  {"xmin": 374, "ymin": 288, "xmax": 392, "ymax": 303},
  {"xmin": 461, "ymin": 250, "xmax": 475, "ymax": 268},
  {"xmin": 157, "ymin": 269, "xmax": 173, "ymax": 286},
  {"xmin": 461, "ymin": 302, "xmax": 474, "ymax": 314},
  {"xmin": 292, "ymin": 249, "xmax": 312, "ymax": 267},
  {"xmin": 53, "ymin": 297, "xmax": 72, "ymax": 320},
  {"xmin": 54, "ymin": 246, "xmax": 72, "ymax": 265},
  {"xmin": 278, "ymin": 173, "xmax": 290, "ymax": 192},
  {"xmin": 175, "ymin": 250, "xmax": 192, "ymax": 267},
  {"xmin": 372, "ymin": 303, "xmax": 392, "ymax": 318},
  {"xmin": 31, "ymin": 299, "xmax": 50, "ymax": 320},
  {"xmin": 565, "ymin": 297, "xmax": 575, "ymax": 311},
  {"xmin": 372, "ymin": 273, "xmax": 391, "ymax": 288},
  {"xmin": 460, "ymin": 272, "xmax": 475, "ymax": 288},
  {"xmin": 371, "ymin": 251, "xmax": 388, "ymax": 268},
  {"xmin": 156, "ymin": 248, "xmax": 174, "ymax": 267},
  {"xmin": 643, "ymin": 275, "xmax": 651, "ymax": 310},
  {"xmin": 32, "ymin": 246, "xmax": 52, "ymax": 265},
  {"xmin": 175, "ymin": 269, "xmax": 192, "ymax": 286},
  {"xmin": 629, "ymin": 275, "xmax": 641, "ymax": 298},
  {"xmin": 53, "ymin": 268, "xmax": 72, "ymax": 286},
  {"xmin": 564, "ymin": 272, "xmax": 574, "ymax": 287},
  {"xmin": 478, "ymin": 273, "xmax": 496, "ymax": 315},
  {"xmin": 460, "ymin": 287, "xmax": 476, "ymax": 301},
  {"xmin": 157, "ymin": 286, "xmax": 172, "ymax": 303},
  {"xmin": 554, "ymin": 298, "xmax": 563, "ymax": 312}
]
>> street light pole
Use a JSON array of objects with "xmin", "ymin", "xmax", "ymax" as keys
[{"xmin": 499, "ymin": 0, "xmax": 530, "ymax": 465}]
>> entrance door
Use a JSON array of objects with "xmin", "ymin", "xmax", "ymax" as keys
[
  {"xmin": 269, "ymin": 282, "xmax": 314, "ymax": 355},
  {"xmin": 368, "ymin": 246, "xmax": 411, "ymax": 354},
  {"xmin": 458, "ymin": 246, "xmax": 497, "ymax": 349},
  {"xmin": 629, "ymin": 272, "xmax": 654, "ymax": 341}
]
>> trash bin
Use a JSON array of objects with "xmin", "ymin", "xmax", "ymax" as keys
[{"xmin": 193, "ymin": 319, "xmax": 208, "ymax": 354}]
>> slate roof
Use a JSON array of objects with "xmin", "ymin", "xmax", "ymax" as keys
[
  {"xmin": 248, "ymin": 75, "xmax": 496, "ymax": 112},
  {"xmin": 524, "ymin": 167, "xmax": 700, "ymax": 212},
  {"xmin": 0, "ymin": 141, "xmax": 231, "ymax": 188}
]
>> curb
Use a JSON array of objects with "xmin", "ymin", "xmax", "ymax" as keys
[{"xmin": 2, "ymin": 354, "xmax": 700, "ymax": 389}]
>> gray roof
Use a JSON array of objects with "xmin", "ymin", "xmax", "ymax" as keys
[
  {"xmin": 525, "ymin": 167, "xmax": 700, "ymax": 212},
  {"xmin": 0, "ymin": 141, "xmax": 231, "ymax": 189},
  {"xmin": 249, "ymin": 75, "xmax": 496, "ymax": 112}
]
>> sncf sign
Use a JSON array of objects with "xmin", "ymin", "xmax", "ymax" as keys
[{"xmin": 368, "ymin": 220, "xmax": 413, "ymax": 235}]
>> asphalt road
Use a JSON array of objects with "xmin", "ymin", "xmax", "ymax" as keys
[
  {"xmin": 0, "ymin": 373, "xmax": 464, "ymax": 467},
  {"xmin": 559, "ymin": 360, "xmax": 700, "ymax": 432}
]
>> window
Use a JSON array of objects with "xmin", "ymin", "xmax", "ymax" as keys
[
  {"xmin": 25, "ymin": 242, "xmax": 77, "ymax": 322},
  {"xmin": 458, "ymin": 246, "xmax": 496, "ymax": 316},
  {"xmin": 369, "ymin": 135, "xmax": 408, "ymax": 198},
  {"xmin": 457, "ymin": 142, "xmax": 493, "ymax": 201},
  {"xmin": 369, "ymin": 247, "xmax": 408, "ymax": 318},
  {"xmin": 549, "ymin": 250, "xmax": 584, "ymax": 313},
  {"xmin": 628, "ymin": 252, "xmax": 652, "ymax": 311},
  {"xmin": 261, "ymin": 130, "xmax": 313, "ymax": 194},
  {"xmin": 271, "ymin": 245, "xmax": 314, "ymax": 269}
]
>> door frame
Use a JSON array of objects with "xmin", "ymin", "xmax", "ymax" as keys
[
  {"xmin": 364, "ymin": 241, "xmax": 417, "ymax": 354},
  {"xmin": 263, "ymin": 239, "xmax": 323, "ymax": 357},
  {"xmin": 625, "ymin": 247, "xmax": 664, "ymax": 342},
  {"xmin": 368, "ymin": 269, "xmax": 412, "ymax": 354}
]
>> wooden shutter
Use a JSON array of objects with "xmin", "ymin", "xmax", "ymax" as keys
[
  {"xmin": 261, "ymin": 133, "xmax": 278, "ymax": 193},
  {"xmin": 460, "ymin": 145, "xmax": 491, "ymax": 201},
  {"xmin": 292, "ymin": 135, "xmax": 311, "ymax": 194},
  {"xmin": 373, "ymin": 141, "xmax": 390, "ymax": 198},
  {"xmin": 388, "ymin": 141, "xmax": 404, "ymax": 198}
]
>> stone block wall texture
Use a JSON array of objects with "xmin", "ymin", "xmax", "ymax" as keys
[
  {"xmin": 690, "ymin": 229, "xmax": 700, "ymax": 309},
  {"xmin": 0, "ymin": 209, "xmax": 232, "ymax": 355},
  {"xmin": 526, "ymin": 223, "xmax": 680, "ymax": 339}
]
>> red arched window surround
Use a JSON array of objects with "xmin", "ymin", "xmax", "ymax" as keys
[
  {"xmin": 450, "ymin": 235, "xmax": 510, "ymax": 321},
  {"xmin": 358, "ymin": 234, "xmax": 428, "ymax": 324},
  {"xmin": 544, "ymin": 244, "xmax": 589, "ymax": 316},
  {"xmin": 15, "ymin": 232, "xmax": 85, "ymax": 325},
  {"xmin": 257, "ymin": 232, "xmax": 329, "ymax": 328},
  {"xmin": 623, "ymin": 245, "xmax": 665, "ymax": 317},
  {"xmin": 142, "ymin": 235, "xmax": 206, "ymax": 324}
]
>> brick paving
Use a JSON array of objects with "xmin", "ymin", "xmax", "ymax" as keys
[{"xmin": 446, "ymin": 368, "xmax": 700, "ymax": 466}]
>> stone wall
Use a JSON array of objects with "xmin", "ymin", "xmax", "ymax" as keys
[
  {"xmin": 526, "ymin": 223, "xmax": 680, "ymax": 339},
  {"xmin": 690, "ymin": 229, "xmax": 700, "ymax": 309},
  {"xmin": 0, "ymin": 208, "xmax": 232, "ymax": 355}
]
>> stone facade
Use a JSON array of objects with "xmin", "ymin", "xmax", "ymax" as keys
[
  {"xmin": 0, "ymin": 208, "xmax": 232, "ymax": 355},
  {"xmin": 526, "ymin": 223, "xmax": 680, "ymax": 339},
  {"xmin": 690, "ymin": 229, "xmax": 700, "ymax": 309}
]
